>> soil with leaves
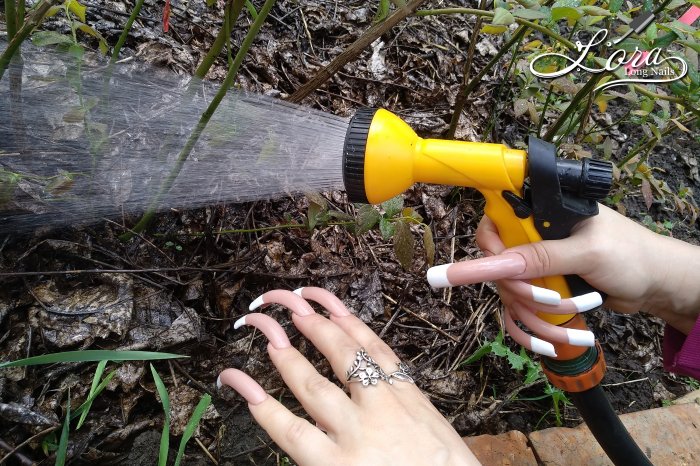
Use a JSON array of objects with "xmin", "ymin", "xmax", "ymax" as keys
[{"xmin": 1, "ymin": 1, "xmax": 699, "ymax": 465}]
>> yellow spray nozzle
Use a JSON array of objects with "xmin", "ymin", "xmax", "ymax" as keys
[{"xmin": 342, "ymin": 108, "xmax": 528, "ymax": 205}]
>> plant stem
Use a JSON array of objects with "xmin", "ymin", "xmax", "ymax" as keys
[
  {"xmin": 17, "ymin": 0, "xmax": 25, "ymax": 28},
  {"xmin": 446, "ymin": 0, "xmax": 486, "ymax": 139},
  {"xmin": 5, "ymin": 0, "xmax": 18, "ymax": 40},
  {"xmin": 110, "ymin": 0, "xmax": 145, "ymax": 63},
  {"xmin": 194, "ymin": 0, "xmax": 246, "ymax": 79},
  {"xmin": 543, "ymin": 75, "xmax": 602, "ymax": 142},
  {"xmin": 416, "ymin": 8, "xmax": 576, "ymax": 50},
  {"xmin": 124, "ymin": 0, "xmax": 277, "ymax": 239},
  {"xmin": 0, "ymin": 0, "xmax": 60, "ymax": 81}
]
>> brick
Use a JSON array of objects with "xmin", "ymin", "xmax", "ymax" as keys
[
  {"xmin": 528, "ymin": 403, "xmax": 700, "ymax": 465},
  {"xmin": 463, "ymin": 430, "xmax": 538, "ymax": 466}
]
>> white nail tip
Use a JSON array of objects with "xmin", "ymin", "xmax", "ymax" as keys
[
  {"xmin": 531, "ymin": 286, "xmax": 562, "ymax": 305},
  {"xmin": 233, "ymin": 316, "xmax": 247, "ymax": 330},
  {"xmin": 293, "ymin": 288, "xmax": 304, "ymax": 296},
  {"xmin": 531, "ymin": 338, "xmax": 557, "ymax": 358},
  {"xmin": 427, "ymin": 264, "xmax": 453, "ymax": 288},
  {"xmin": 216, "ymin": 375, "xmax": 222, "ymax": 390},
  {"xmin": 571, "ymin": 292, "xmax": 603, "ymax": 312},
  {"xmin": 249, "ymin": 295, "xmax": 265, "ymax": 311},
  {"xmin": 567, "ymin": 328, "xmax": 596, "ymax": 347}
]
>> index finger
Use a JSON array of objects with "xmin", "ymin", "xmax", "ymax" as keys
[{"xmin": 476, "ymin": 215, "xmax": 506, "ymax": 256}]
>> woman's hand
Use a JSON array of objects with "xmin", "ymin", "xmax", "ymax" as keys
[
  {"xmin": 436, "ymin": 204, "xmax": 700, "ymax": 334},
  {"xmin": 217, "ymin": 288, "xmax": 480, "ymax": 466}
]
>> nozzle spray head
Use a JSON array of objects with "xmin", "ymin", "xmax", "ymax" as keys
[{"xmin": 342, "ymin": 108, "xmax": 422, "ymax": 204}]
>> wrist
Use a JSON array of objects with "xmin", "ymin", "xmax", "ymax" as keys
[{"xmin": 646, "ymin": 235, "xmax": 700, "ymax": 334}]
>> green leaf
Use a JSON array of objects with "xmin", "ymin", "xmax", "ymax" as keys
[
  {"xmin": 679, "ymin": 40, "xmax": 700, "ymax": 54},
  {"xmin": 71, "ymin": 370, "xmax": 117, "ymax": 420},
  {"xmin": 206, "ymin": 0, "xmax": 216, "ymax": 5},
  {"xmin": 609, "ymin": 0, "xmax": 623, "ymax": 13},
  {"xmin": 174, "ymin": 394, "xmax": 212, "ymax": 466},
  {"xmin": 381, "ymin": 195, "xmax": 404, "ymax": 217},
  {"xmin": 512, "ymin": 8, "xmax": 549, "ymax": 20},
  {"xmin": 393, "ymin": 219, "xmax": 415, "ymax": 269},
  {"xmin": 151, "ymin": 365, "xmax": 171, "ymax": 466},
  {"xmin": 0, "ymin": 350, "xmax": 185, "ymax": 369},
  {"xmin": 423, "ymin": 227, "xmax": 435, "ymax": 267},
  {"xmin": 67, "ymin": 0, "xmax": 87, "ymax": 22},
  {"xmin": 307, "ymin": 201, "xmax": 324, "ymax": 230},
  {"xmin": 493, "ymin": 7, "xmax": 515, "ymax": 25},
  {"xmin": 379, "ymin": 217, "xmax": 395, "ymax": 239},
  {"xmin": 55, "ymin": 389, "xmax": 71, "ymax": 466},
  {"xmin": 374, "ymin": 0, "xmax": 391, "ymax": 23},
  {"xmin": 481, "ymin": 24, "xmax": 508, "ymax": 34},
  {"xmin": 31, "ymin": 31, "xmax": 73, "ymax": 47},
  {"xmin": 551, "ymin": 6, "xmax": 582, "ymax": 22},
  {"xmin": 462, "ymin": 341, "xmax": 493, "ymax": 365},
  {"xmin": 356, "ymin": 205, "xmax": 381, "ymax": 233},
  {"xmin": 244, "ymin": 0, "xmax": 258, "ymax": 19},
  {"xmin": 580, "ymin": 6, "xmax": 611, "ymax": 16},
  {"xmin": 653, "ymin": 32, "xmax": 678, "ymax": 49},
  {"xmin": 506, "ymin": 349, "xmax": 526, "ymax": 370},
  {"xmin": 401, "ymin": 207, "xmax": 423, "ymax": 224},
  {"xmin": 77, "ymin": 360, "xmax": 107, "ymax": 429},
  {"xmin": 646, "ymin": 23, "xmax": 658, "ymax": 42}
]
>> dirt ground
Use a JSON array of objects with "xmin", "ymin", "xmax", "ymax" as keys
[{"xmin": 1, "ymin": 1, "xmax": 699, "ymax": 465}]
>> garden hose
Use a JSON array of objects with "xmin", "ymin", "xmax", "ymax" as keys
[{"xmin": 342, "ymin": 108, "xmax": 652, "ymax": 465}]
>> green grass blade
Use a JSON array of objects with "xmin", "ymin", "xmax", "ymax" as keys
[
  {"xmin": 0, "ymin": 350, "xmax": 186, "ymax": 369},
  {"xmin": 76, "ymin": 360, "xmax": 107, "ymax": 429},
  {"xmin": 71, "ymin": 370, "xmax": 117, "ymax": 421},
  {"xmin": 174, "ymin": 393, "xmax": 212, "ymax": 466},
  {"xmin": 151, "ymin": 364, "xmax": 171, "ymax": 466},
  {"xmin": 55, "ymin": 388, "xmax": 71, "ymax": 466}
]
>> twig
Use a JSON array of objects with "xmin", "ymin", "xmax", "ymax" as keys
[
  {"xmin": 446, "ymin": 0, "xmax": 486, "ymax": 139},
  {"xmin": 601, "ymin": 377, "xmax": 649, "ymax": 387},
  {"xmin": 286, "ymin": 0, "xmax": 427, "ymax": 103},
  {"xmin": 381, "ymin": 293, "xmax": 459, "ymax": 343},
  {"xmin": 195, "ymin": 437, "xmax": 219, "ymax": 465},
  {"xmin": 0, "ymin": 426, "xmax": 58, "ymax": 465}
]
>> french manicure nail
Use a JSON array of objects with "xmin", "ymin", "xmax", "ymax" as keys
[
  {"xmin": 250, "ymin": 290, "xmax": 315, "ymax": 316},
  {"xmin": 234, "ymin": 313, "xmax": 291, "ymax": 349},
  {"xmin": 566, "ymin": 328, "xmax": 596, "ymax": 347},
  {"xmin": 217, "ymin": 368, "xmax": 267, "ymax": 405},
  {"xmin": 571, "ymin": 292, "xmax": 603, "ymax": 312},
  {"xmin": 530, "ymin": 337, "xmax": 558, "ymax": 358},
  {"xmin": 427, "ymin": 264, "xmax": 453, "ymax": 288},
  {"xmin": 531, "ymin": 285, "xmax": 562, "ymax": 305}
]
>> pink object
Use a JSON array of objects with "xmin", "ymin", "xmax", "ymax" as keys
[
  {"xmin": 217, "ymin": 368, "xmax": 268, "ymax": 405},
  {"xmin": 293, "ymin": 287, "xmax": 351, "ymax": 316},
  {"xmin": 679, "ymin": 6, "xmax": 700, "ymax": 25},
  {"xmin": 503, "ymin": 308, "xmax": 557, "ymax": 358},
  {"xmin": 625, "ymin": 50, "xmax": 650, "ymax": 76},
  {"xmin": 427, "ymin": 254, "xmax": 527, "ymax": 287},
  {"xmin": 664, "ymin": 315, "xmax": 700, "ymax": 381},
  {"xmin": 250, "ymin": 289, "xmax": 315, "ymax": 316},
  {"xmin": 234, "ymin": 313, "xmax": 291, "ymax": 349},
  {"xmin": 511, "ymin": 302, "xmax": 595, "ymax": 347}
]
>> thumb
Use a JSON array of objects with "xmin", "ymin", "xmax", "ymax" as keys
[{"xmin": 503, "ymin": 236, "xmax": 588, "ymax": 280}]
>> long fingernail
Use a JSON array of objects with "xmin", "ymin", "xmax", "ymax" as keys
[
  {"xmin": 234, "ymin": 313, "xmax": 291, "ymax": 349},
  {"xmin": 571, "ymin": 292, "xmax": 603, "ymax": 312},
  {"xmin": 427, "ymin": 264, "xmax": 453, "ymax": 287},
  {"xmin": 217, "ymin": 368, "xmax": 268, "ymax": 405},
  {"xmin": 249, "ymin": 290, "xmax": 315, "ymax": 316},
  {"xmin": 429, "ymin": 254, "xmax": 527, "ymax": 287},
  {"xmin": 531, "ymin": 285, "xmax": 562, "ymax": 305},
  {"xmin": 530, "ymin": 337, "xmax": 558, "ymax": 358},
  {"xmin": 294, "ymin": 287, "xmax": 351, "ymax": 317},
  {"xmin": 566, "ymin": 328, "xmax": 596, "ymax": 347}
]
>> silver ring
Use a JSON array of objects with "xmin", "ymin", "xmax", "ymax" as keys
[
  {"xmin": 387, "ymin": 361, "xmax": 415, "ymax": 385},
  {"xmin": 346, "ymin": 348, "xmax": 388, "ymax": 386}
]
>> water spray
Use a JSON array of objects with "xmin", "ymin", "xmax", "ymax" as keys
[{"xmin": 341, "ymin": 107, "xmax": 651, "ymax": 466}]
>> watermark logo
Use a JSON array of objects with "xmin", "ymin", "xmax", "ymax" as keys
[{"xmin": 529, "ymin": 8, "xmax": 698, "ymax": 92}]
